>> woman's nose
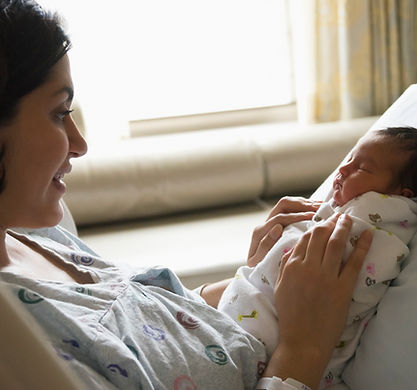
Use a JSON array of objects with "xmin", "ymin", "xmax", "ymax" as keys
[{"xmin": 67, "ymin": 116, "xmax": 88, "ymax": 158}]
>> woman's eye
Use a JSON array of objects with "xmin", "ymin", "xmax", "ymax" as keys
[{"xmin": 55, "ymin": 109, "xmax": 74, "ymax": 122}]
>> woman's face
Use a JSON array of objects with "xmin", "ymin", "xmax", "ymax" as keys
[{"xmin": 0, "ymin": 54, "xmax": 87, "ymax": 229}]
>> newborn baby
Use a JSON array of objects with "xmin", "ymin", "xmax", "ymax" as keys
[{"xmin": 218, "ymin": 127, "xmax": 417, "ymax": 388}]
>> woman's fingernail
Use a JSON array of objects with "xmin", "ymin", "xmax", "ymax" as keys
[
  {"xmin": 269, "ymin": 224, "xmax": 283, "ymax": 240},
  {"xmin": 339, "ymin": 214, "xmax": 351, "ymax": 222},
  {"xmin": 362, "ymin": 229, "xmax": 374, "ymax": 243}
]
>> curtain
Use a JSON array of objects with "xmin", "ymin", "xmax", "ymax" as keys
[{"xmin": 290, "ymin": 0, "xmax": 417, "ymax": 123}]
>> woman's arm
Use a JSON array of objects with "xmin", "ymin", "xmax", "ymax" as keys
[
  {"xmin": 260, "ymin": 213, "xmax": 373, "ymax": 390},
  {"xmin": 199, "ymin": 278, "xmax": 233, "ymax": 308},
  {"xmin": 200, "ymin": 197, "xmax": 321, "ymax": 307}
]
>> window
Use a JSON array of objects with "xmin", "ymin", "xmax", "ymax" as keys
[{"xmin": 38, "ymin": 0, "xmax": 294, "ymax": 143}]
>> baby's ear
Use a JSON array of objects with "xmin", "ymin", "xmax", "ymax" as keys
[{"xmin": 401, "ymin": 188, "xmax": 414, "ymax": 198}]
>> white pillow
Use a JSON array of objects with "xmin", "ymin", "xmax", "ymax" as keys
[{"xmin": 312, "ymin": 84, "xmax": 417, "ymax": 390}]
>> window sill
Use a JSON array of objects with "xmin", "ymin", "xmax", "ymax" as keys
[{"xmin": 129, "ymin": 104, "xmax": 297, "ymax": 137}]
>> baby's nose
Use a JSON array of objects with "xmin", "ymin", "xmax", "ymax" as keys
[{"xmin": 338, "ymin": 163, "xmax": 349, "ymax": 177}]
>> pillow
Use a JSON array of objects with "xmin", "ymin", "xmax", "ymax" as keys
[{"xmin": 312, "ymin": 84, "xmax": 417, "ymax": 390}]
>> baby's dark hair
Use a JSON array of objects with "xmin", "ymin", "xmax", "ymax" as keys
[
  {"xmin": 0, "ymin": 0, "xmax": 71, "ymax": 126},
  {"xmin": 375, "ymin": 126, "xmax": 417, "ymax": 196}
]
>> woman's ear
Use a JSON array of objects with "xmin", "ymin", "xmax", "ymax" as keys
[{"xmin": 401, "ymin": 188, "xmax": 414, "ymax": 198}]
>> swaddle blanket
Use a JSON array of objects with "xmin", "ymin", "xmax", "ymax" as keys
[{"xmin": 218, "ymin": 191, "xmax": 417, "ymax": 389}]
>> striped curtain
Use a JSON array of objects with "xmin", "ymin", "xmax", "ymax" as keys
[{"xmin": 290, "ymin": 0, "xmax": 417, "ymax": 123}]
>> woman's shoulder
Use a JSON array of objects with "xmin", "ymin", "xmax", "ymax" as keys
[{"xmin": 11, "ymin": 225, "xmax": 100, "ymax": 257}]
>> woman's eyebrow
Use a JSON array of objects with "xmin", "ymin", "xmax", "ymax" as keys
[{"xmin": 53, "ymin": 86, "xmax": 74, "ymax": 103}]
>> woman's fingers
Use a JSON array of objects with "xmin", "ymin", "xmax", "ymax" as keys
[
  {"xmin": 267, "ymin": 196, "xmax": 321, "ymax": 219},
  {"xmin": 247, "ymin": 211, "xmax": 315, "ymax": 266},
  {"xmin": 286, "ymin": 212, "xmax": 372, "ymax": 282},
  {"xmin": 303, "ymin": 214, "xmax": 340, "ymax": 266},
  {"xmin": 341, "ymin": 229, "xmax": 373, "ymax": 286},
  {"xmin": 248, "ymin": 196, "xmax": 321, "ymax": 267},
  {"xmin": 247, "ymin": 224, "xmax": 272, "ymax": 261},
  {"xmin": 269, "ymin": 212, "xmax": 316, "ymax": 227},
  {"xmin": 277, "ymin": 249, "xmax": 293, "ymax": 281},
  {"xmin": 285, "ymin": 230, "xmax": 311, "ymax": 266},
  {"xmin": 320, "ymin": 214, "xmax": 353, "ymax": 272},
  {"xmin": 248, "ymin": 224, "xmax": 283, "ymax": 267}
]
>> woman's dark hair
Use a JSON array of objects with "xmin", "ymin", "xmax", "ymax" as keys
[
  {"xmin": 0, "ymin": 0, "xmax": 70, "ymax": 192},
  {"xmin": 0, "ymin": 0, "xmax": 71, "ymax": 126},
  {"xmin": 375, "ymin": 126, "xmax": 417, "ymax": 196}
]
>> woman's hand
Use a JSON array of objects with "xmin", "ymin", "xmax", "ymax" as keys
[
  {"xmin": 262, "ymin": 213, "xmax": 373, "ymax": 389},
  {"xmin": 247, "ymin": 197, "xmax": 321, "ymax": 267},
  {"xmin": 202, "ymin": 197, "xmax": 321, "ymax": 308}
]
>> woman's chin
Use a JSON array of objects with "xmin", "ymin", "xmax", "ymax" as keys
[
  {"xmin": 42, "ymin": 206, "xmax": 64, "ymax": 227},
  {"xmin": 18, "ymin": 204, "xmax": 64, "ymax": 229}
]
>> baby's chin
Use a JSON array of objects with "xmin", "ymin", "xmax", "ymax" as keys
[{"xmin": 332, "ymin": 192, "xmax": 345, "ymax": 207}]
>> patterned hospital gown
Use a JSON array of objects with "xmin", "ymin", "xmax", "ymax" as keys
[
  {"xmin": 0, "ymin": 225, "xmax": 266, "ymax": 390},
  {"xmin": 218, "ymin": 191, "xmax": 417, "ymax": 389}
]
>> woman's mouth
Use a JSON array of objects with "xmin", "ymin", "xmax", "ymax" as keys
[
  {"xmin": 52, "ymin": 167, "xmax": 71, "ymax": 193},
  {"xmin": 53, "ymin": 173, "xmax": 64, "ymax": 183},
  {"xmin": 52, "ymin": 173, "xmax": 66, "ymax": 193}
]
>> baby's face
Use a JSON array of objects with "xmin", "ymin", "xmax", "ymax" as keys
[{"xmin": 332, "ymin": 134, "xmax": 407, "ymax": 206}]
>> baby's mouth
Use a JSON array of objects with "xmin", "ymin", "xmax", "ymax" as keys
[{"xmin": 333, "ymin": 177, "xmax": 341, "ymax": 190}]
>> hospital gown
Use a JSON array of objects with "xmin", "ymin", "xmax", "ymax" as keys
[
  {"xmin": 218, "ymin": 191, "xmax": 417, "ymax": 389},
  {"xmin": 0, "ymin": 225, "xmax": 266, "ymax": 390}
]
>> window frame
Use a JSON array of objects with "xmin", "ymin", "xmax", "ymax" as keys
[{"xmin": 129, "ymin": 104, "xmax": 297, "ymax": 138}]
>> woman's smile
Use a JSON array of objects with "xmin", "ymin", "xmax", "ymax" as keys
[{"xmin": 52, "ymin": 164, "xmax": 72, "ymax": 194}]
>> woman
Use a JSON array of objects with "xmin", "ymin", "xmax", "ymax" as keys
[{"xmin": 0, "ymin": 1, "xmax": 372, "ymax": 389}]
